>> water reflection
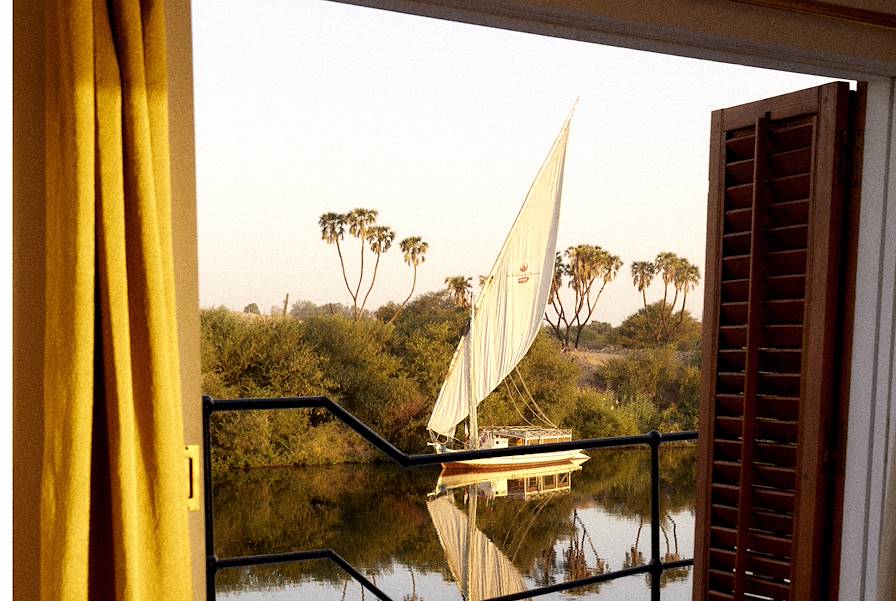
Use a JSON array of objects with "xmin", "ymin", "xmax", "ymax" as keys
[{"xmin": 213, "ymin": 447, "xmax": 696, "ymax": 600}]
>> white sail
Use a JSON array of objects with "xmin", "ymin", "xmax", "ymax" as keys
[
  {"xmin": 427, "ymin": 117, "xmax": 571, "ymax": 438},
  {"xmin": 426, "ymin": 495, "xmax": 530, "ymax": 600}
]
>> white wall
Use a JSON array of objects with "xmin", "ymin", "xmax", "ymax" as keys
[{"xmin": 840, "ymin": 78, "xmax": 896, "ymax": 601}]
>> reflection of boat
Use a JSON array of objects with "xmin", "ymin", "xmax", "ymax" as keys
[
  {"xmin": 427, "ymin": 492, "xmax": 531, "ymax": 601},
  {"xmin": 435, "ymin": 457, "xmax": 588, "ymax": 500},
  {"xmin": 426, "ymin": 109, "xmax": 588, "ymax": 469}
]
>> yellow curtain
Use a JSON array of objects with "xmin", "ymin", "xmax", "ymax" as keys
[{"xmin": 42, "ymin": 0, "xmax": 192, "ymax": 599}]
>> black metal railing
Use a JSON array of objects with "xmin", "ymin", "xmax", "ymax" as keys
[{"xmin": 203, "ymin": 395, "xmax": 698, "ymax": 600}]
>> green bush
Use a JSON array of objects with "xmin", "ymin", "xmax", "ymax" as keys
[
  {"xmin": 593, "ymin": 345, "xmax": 699, "ymax": 432},
  {"xmin": 563, "ymin": 389, "xmax": 639, "ymax": 438}
]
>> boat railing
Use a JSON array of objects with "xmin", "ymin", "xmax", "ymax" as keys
[{"xmin": 202, "ymin": 394, "xmax": 698, "ymax": 601}]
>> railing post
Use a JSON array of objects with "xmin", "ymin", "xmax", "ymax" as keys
[
  {"xmin": 649, "ymin": 430, "xmax": 661, "ymax": 601},
  {"xmin": 203, "ymin": 395, "xmax": 217, "ymax": 601}
]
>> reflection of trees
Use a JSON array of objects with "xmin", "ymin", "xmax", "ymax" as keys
[
  {"xmin": 401, "ymin": 568, "xmax": 425, "ymax": 601},
  {"xmin": 212, "ymin": 463, "xmax": 447, "ymax": 592},
  {"xmin": 659, "ymin": 513, "xmax": 690, "ymax": 585},
  {"xmin": 558, "ymin": 511, "xmax": 610, "ymax": 596},
  {"xmin": 212, "ymin": 446, "xmax": 696, "ymax": 594},
  {"xmin": 624, "ymin": 516, "xmax": 646, "ymax": 569},
  {"xmin": 524, "ymin": 509, "xmax": 610, "ymax": 596}
]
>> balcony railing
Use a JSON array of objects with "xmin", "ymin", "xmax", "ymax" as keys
[{"xmin": 202, "ymin": 394, "xmax": 698, "ymax": 601}]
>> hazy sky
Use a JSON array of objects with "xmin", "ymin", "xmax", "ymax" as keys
[{"xmin": 192, "ymin": 0, "xmax": 836, "ymax": 325}]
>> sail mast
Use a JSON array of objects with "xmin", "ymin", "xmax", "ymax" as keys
[{"xmin": 468, "ymin": 293, "xmax": 479, "ymax": 449}]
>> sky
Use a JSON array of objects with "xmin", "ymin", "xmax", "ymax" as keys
[{"xmin": 192, "ymin": 0, "xmax": 837, "ymax": 325}]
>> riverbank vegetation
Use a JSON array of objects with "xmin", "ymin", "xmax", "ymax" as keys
[{"xmin": 202, "ymin": 289, "xmax": 700, "ymax": 471}]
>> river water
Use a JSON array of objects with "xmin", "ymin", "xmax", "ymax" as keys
[{"xmin": 212, "ymin": 446, "xmax": 696, "ymax": 600}]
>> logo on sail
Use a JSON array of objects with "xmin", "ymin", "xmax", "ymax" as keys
[{"xmin": 518, "ymin": 263, "xmax": 530, "ymax": 284}]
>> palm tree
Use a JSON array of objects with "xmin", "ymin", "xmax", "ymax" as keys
[
  {"xmin": 359, "ymin": 225, "xmax": 395, "ymax": 316},
  {"xmin": 565, "ymin": 245, "xmax": 622, "ymax": 348},
  {"xmin": 654, "ymin": 251, "xmax": 679, "ymax": 336},
  {"xmin": 630, "ymin": 254, "xmax": 700, "ymax": 343},
  {"xmin": 387, "ymin": 237, "xmax": 429, "ymax": 325},
  {"xmin": 345, "ymin": 208, "xmax": 379, "ymax": 317},
  {"xmin": 318, "ymin": 212, "xmax": 353, "ymax": 300},
  {"xmin": 631, "ymin": 260, "xmax": 659, "ymax": 343},
  {"xmin": 445, "ymin": 275, "xmax": 473, "ymax": 308},
  {"xmin": 673, "ymin": 259, "xmax": 700, "ymax": 330}
]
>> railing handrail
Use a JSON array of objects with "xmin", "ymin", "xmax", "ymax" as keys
[{"xmin": 202, "ymin": 394, "xmax": 698, "ymax": 601}]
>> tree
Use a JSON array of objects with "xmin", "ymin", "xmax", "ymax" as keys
[
  {"xmin": 444, "ymin": 275, "xmax": 473, "ymax": 308},
  {"xmin": 359, "ymin": 225, "xmax": 395, "ymax": 316},
  {"xmin": 611, "ymin": 303, "xmax": 701, "ymax": 352},
  {"xmin": 545, "ymin": 252, "xmax": 570, "ymax": 342},
  {"xmin": 672, "ymin": 260, "xmax": 700, "ymax": 332},
  {"xmin": 630, "ymin": 260, "xmax": 658, "ymax": 341},
  {"xmin": 319, "ymin": 208, "xmax": 398, "ymax": 320},
  {"xmin": 345, "ymin": 208, "xmax": 379, "ymax": 319},
  {"xmin": 386, "ymin": 236, "xmax": 429, "ymax": 325},
  {"xmin": 318, "ymin": 211, "xmax": 353, "ymax": 309},
  {"xmin": 630, "ymin": 253, "xmax": 701, "ymax": 344},
  {"xmin": 545, "ymin": 244, "xmax": 622, "ymax": 348},
  {"xmin": 243, "ymin": 302, "xmax": 260, "ymax": 315}
]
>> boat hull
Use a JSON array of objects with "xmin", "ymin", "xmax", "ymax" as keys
[{"xmin": 438, "ymin": 448, "xmax": 589, "ymax": 469}]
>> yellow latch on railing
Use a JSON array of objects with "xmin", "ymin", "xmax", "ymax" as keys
[{"xmin": 185, "ymin": 445, "xmax": 201, "ymax": 511}]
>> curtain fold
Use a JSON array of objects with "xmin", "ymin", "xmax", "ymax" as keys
[{"xmin": 42, "ymin": 1, "xmax": 192, "ymax": 599}]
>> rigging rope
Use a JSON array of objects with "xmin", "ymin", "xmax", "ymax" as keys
[
  {"xmin": 505, "ymin": 371, "xmax": 545, "ymax": 428},
  {"xmin": 512, "ymin": 368, "xmax": 559, "ymax": 429},
  {"xmin": 503, "ymin": 380, "xmax": 537, "ymax": 427}
]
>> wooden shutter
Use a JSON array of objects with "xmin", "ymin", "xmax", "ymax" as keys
[{"xmin": 693, "ymin": 82, "xmax": 855, "ymax": 601}]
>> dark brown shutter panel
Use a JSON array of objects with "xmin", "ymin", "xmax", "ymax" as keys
[{"xmin": 693, "ymin": 82, "xmax": 852, "ymax": 601}]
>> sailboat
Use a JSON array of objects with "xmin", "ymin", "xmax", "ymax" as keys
[{"xmin": 426, "ymin": 109, "xmax": 589, "ymax": 469}]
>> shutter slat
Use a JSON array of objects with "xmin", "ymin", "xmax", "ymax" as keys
[
  {"xmin": 754, "ymin": 441, "xmax": 797, "ymax": 467},
  {"xmin": 749, "ymin": 532, "xmax": 793, "ymax": 558},
  {"xmin": 745, "ymin": 574, "xmax": 792, "ymax": 599},
  {"xmin": 764, "ymin": 274, "xmax": 805, "ymax": 300},
  {"xmin": 769, "ymin": 173, "xmax": 811, "ymax": 202},
  {"xmin": 767, "ymin": 223, "xmax": 808, "ymax": 251},
  {"xmin": 725, "ymin": 135, "xmax": 755, "ymax": 161},
  {"xmin": 721, "ymin": 279, "xmax": 750, "ymax": 302},
  {"xmin": 769, "ymin": 146, "xmax": 812, "ymax": 176},
  {"xmin": 723, "ymin": 231, "xmax": 752, "ymax": 255},
  {"xmin": 724, "ymin": 207, "xmax": 752, "ymax": 233},
  {"xmin": 726, "ymin": 183, "xmax": 754, "ymax": 209},
  {"xmin": 771, "ymin": 122, "xmax": 813, "ymax": 151},
  {"xmin": 765, "ymin": 249, "xmax": 807, "ymax": 276},
  {"xmin": 714, "ymin": 439, "xmax": 742, "ymax": 462},
  {"xmin": 716, "ymin": 393, "xmax": 744, "ymax": 415},
  {"xmin": 723, "ymin": 254, "xmax": 751, "ymax": 279},
  {"xmin": 720, "ymin": 300, "xmax": 749, "ymax": 323},
  {"xmin": 750, "ymin": 508, "xmax": 794, "ymax": 536},
  {"xmin": 726, "ymin": 159, "xmax": 756, "ymax": 185},
  {"xmin": 718, "ymin": 350, "xmax": 747, "ymax": 372},
  {"xmin": 763, "ymin": 300, "xmax": 805, "ymax": 326}
]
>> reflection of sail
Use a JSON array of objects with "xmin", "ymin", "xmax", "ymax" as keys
[{"xmin": 427, "ymin": 495, "xmax": 531, "ymax": 601}]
